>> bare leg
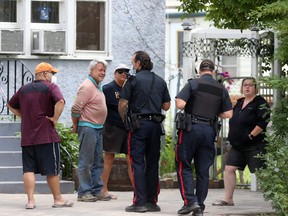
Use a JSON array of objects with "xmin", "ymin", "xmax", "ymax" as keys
[
  {"xmin": 47, "ymin": 175, "xmax": 72, "ymax": 205},
  {"xmin": 23, "ymin": 172, "xmax": 36, "ymax": 206},
  {"xmin": 223, "ymin": 165, "xmax": 238, "ymax": 204},
  {"xmin": 126, "ymin": 155, "xmax": 134, "ymax": 187},
  {"xmin": 101, "ymin": 152, "xmax": 115, "ymax": 194}
]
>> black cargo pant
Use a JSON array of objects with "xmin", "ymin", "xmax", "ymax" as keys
[{"xmin": 128, "ymin": 120, "xmax": 162, "ymax": 206}]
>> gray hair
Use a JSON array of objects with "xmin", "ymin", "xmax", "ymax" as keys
[{"xmin": 88, "ymin": 59, "xmax": 108, "ymax": 72}]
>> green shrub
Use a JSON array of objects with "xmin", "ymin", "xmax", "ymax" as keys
[
  {"xmin": 257, "ymin": 76, "xmax": 288, "ymax": 216},
  {"xmin": 160, "ymin": 134, "xmax": 176, "ymax": 176},
  {"xmin": 56, "ymin": 123, "xmax": 79, "ymax": 179}
]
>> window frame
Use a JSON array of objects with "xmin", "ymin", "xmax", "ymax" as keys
[
  {"xmin": 0, "ymin": 0, "xmax": 111, "ymax": 60},
  {"xmin": 0, "ymin": 0, "xmax": 22, "ymax": 29},
  {"xmin": 30, "ymin": 0, "xmax": 65, "ymax": 30},
  {"xmin": 74, "ymin": 0, "xmax": 110, "ymax": 58}
]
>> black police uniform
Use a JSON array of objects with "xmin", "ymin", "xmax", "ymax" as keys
[
  {"xmin": 120, "ymin": 69, "xmax": 171, "ymax": 207},
  {"xmin": 175, "ymin": 74, "xmax": 232, "ymax": 211}
]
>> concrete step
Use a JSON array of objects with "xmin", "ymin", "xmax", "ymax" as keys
[
  {"xmin": 0, "ymin": 122, "xmax": 21, "ymax": 136},
  {"xmin": 0, "ymin": 137, "xmax": 21, "ymax": 151},
  {"xmin": 0, "ymin": 122, "xmax": 75, "ymax": 194},
  {"xmin": 0, "ymin": 166, "xmax": 46, "ymax": 181},
  {"xmin": 0, "ymin": 180, "xmax": 75, "ymax": 194},
  {"xmin": 0, "ymin": 151, "xmax": 22, "ymax": 166}
]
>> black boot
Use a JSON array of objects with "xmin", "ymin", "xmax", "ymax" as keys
[
  {"xmin": 192, "ymin": 208, "xmax": 204, "ymax": 216},
  {"xmin": 177, "ymin": 202, "xmax": 200, "ymax": 215},
  {"xmin": 125, "ymin": 204, "xmax": 147, "ymax": 213}
]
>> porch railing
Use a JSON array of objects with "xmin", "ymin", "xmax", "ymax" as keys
[{"xmin": 0, "ymin": 60, "xmax": 34, "ymax": 116}]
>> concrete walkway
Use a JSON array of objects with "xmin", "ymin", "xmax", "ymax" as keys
[{"xmin": 0, "ymin": 189, "xmax": 275, "ymax": 216}]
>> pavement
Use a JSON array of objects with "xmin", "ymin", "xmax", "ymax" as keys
[{"xmin": 0, "ymin": 188, "xmax": 275, "ymax": 216}]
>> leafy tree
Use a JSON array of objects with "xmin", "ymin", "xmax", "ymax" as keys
[{"xmin": 178, "ymin": 0, "xmax": 277, "ymax": 29}]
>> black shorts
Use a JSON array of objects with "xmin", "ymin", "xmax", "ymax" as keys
[
  {"xmin": 102, "ymin": 122, "xmax": 128, "ymax": 154},
  {"xmin": 22, "ymin": 142, "xmax": 60, "ymax": 176},
  {"xmin": 226, "ymin": 144, "xmax": 266, "ymax": 173}
]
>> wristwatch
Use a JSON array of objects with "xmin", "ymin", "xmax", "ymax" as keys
[{"xmin": 248, "ymin": 134, "xmax": 255, "ymax": 140}]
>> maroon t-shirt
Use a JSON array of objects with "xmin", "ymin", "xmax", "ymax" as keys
[{"xmin": 8, "ymin": 80, "xmax": 64, "ymax": 146}]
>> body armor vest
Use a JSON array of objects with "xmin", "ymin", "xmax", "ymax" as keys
[{"xmin": 185, "ymin": 78, "xmax": 224, "ymax": 120}]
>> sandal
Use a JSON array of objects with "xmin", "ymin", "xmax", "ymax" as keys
[
  {"xmin": 99, "ymin": 192, "xmax": 117, "ymax": 200},
  {"xmin": 52, "ymin": 200, "xmax": 74, "ymax": 208},
  {"xmin": 25, "ymin": 203, "xmax": 36, "ymax": 209},
  {"xmin": 212, "ymin": 200, "xmax": 234, "ymax": 206}
]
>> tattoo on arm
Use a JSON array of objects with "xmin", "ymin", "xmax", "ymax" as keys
[{"xmin": 118, "ymin": 98, "xmax": 129, "ymax": 121}]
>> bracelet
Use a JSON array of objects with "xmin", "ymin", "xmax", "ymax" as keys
[{"xmin": 248, "ymin": 134, "xmax": 255, "ymax": 140}]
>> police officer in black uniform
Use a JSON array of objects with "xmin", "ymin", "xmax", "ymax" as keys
[
  {"xmin": 118, "ymin": 51, "xmax": 171, "ymax": 213},
  {"xmin": 175, "ymin": 59, "xmax": 233, "ymax": 216}
]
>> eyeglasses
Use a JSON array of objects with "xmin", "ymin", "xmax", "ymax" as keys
[
  {"xmin": 243, "ymin": 84, "xmax": 255, "ymax": 87},
  {"xmin": 117, "ymin": 70, "xmax": 128, "ymax": 74}
]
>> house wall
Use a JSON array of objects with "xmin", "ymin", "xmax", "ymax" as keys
[{"xmin": 1, "ymin": 0, "xmax": 166, "ymax": 124}]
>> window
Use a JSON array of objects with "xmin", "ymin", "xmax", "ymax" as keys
[
  {"xmin": 76, "ymin": 1, "xmax": 106, "ymax": 51},
  {"xmin": 31, "ymin": 1, "xmax": 59, "ymax": 23},
  {"xmin": 0, "ymin": 0, "xmax": 17, "ymax": 22}
]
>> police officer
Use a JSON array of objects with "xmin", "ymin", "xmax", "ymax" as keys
[
  {"xmin": 175, "ymin": 59, "xmax": 233, "ymax": 216},
  {"xmin": 118, "ymin": 51, "xmax": 171, "ymax": 213}
]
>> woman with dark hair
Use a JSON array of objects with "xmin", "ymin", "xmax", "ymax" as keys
[{"xmin": 213, "ymin": 77, "xmax": 270, "ymax": 207}]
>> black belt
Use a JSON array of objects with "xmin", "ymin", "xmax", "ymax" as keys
[
  {"xmin": 192, "ymin": 118, "xmax": 213, "ymax": 126},
  {"xmin": 137, "ymin": 114, "xmax": 163, "ymax": 122},
  {"xmin": 138, "ymin": 115, "xmax": 153, "ymax": 121}
]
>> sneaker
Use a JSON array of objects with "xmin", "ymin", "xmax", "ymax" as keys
[
  {"xmin": 146, "ymin": 203, "xmax": 161, "ymax": 212},
  {"xmin": 77, "ymin": 194, "xmax": 98, "ymax": 202},
  {"xmin": 125, "ymin": 204, "xmax": 147, "ymax": 212}
]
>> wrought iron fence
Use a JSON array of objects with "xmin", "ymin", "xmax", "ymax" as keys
[{"xmin": 0, "ymin": 60, "xmax": 34, "ymax": 116}]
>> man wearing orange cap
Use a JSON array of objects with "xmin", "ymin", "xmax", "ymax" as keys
[{"xmin": 7, "ymin": 62, "xmax": 73, "ymax": 209}]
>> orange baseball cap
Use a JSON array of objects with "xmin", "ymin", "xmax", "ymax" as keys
[{"xmin": 35, "ymin": 62, "xmax": 59, "ymax": 74}]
